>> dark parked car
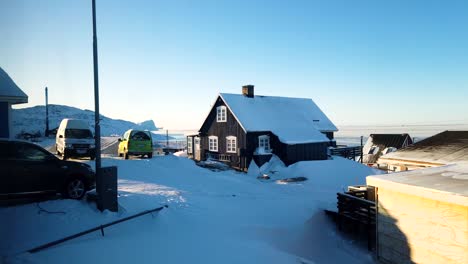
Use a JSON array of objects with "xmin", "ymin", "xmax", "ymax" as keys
[{"xmin": 0, "ymin": 139, "xmax": 95, "ymax": 200}]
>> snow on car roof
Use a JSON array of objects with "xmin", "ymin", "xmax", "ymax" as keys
[{"xmin": 220, "ymin": 93, "xmax": 337, "ymax": 144}]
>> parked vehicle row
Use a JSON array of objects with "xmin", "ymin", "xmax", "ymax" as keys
[
  {"xmin": 0, "ymin": 119, "xmax": 154, "ymax": 203},
  {"xmin": 0, "ymin": 139, "xmax": 96, "ymax": 200}
]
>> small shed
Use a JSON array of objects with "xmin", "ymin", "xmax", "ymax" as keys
[
  {"xmin": 0, "ymin": 67, "xmax": 28, "ymax": 138},
  {"xmin": 367, "ymin": 164, "xmax": 468, "ymax": 264},
  {"xmin": 362, "ymin": 133, "xmax": 413, "ymax": 165}
]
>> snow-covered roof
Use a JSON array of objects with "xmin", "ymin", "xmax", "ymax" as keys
[
  {"xmin": 367, "ymin": 163, "xmax": 468, "ymax": 206},
  {"xmin": 0, "ymin": 67, "xmax": 28, "ymax": 104},
  {"xmin": 219, "ymin": 93, "xmax": 337, "ymax": 144}
]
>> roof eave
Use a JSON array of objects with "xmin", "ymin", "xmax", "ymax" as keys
[{"xmin": 0, "ymin": 96, "xmax": 28, "ymax": 104}]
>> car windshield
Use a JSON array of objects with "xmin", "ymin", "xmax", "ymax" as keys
[
  {"xmin": 65, "ymin": 129, "xmax": 93, "ymax": 139},
  {"xmin": 130, "ymin": 131, "xmax": 151, "ymax": 141}
]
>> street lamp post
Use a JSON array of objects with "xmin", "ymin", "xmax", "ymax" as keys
[
  {"xmin": 92, "ymin": 0, "xmax": 102, "ymax": 194},
  {"xmin": 91, "ymin": 0, "xmax": 118, "ymax": 213}
]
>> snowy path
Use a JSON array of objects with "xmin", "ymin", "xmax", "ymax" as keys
[{"xmin": 1, "ymin": 156, "xmax": 378, "ymax": 264}]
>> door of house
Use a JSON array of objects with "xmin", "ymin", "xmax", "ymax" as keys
[{"xmin": 194, "ymin": 137, "xmax": 201, "ymax": 161}]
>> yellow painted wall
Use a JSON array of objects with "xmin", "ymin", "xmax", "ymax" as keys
[{"xmin": 377, "ymin": 188, "xmax": 468, "ymax": 264}]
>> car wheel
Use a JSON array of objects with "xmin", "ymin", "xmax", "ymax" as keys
[
  {"xmin": 118, "ymin": 152, "xmax": 123, "ymax": 157},
  {"xmin": 148, "ymin": 153, "xmax": 153, "ymax": 158},
  {"xmin": 63, "ymin": 177, "xmax": 86, "ymax": 200}
]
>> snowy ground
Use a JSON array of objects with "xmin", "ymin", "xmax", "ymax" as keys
[{"xmin": 1, "ymin": 155, "xmax": 380, "ymax": 264}]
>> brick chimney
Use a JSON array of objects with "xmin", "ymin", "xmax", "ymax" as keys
[{"xmin": 242, "ymin": 85, "xmax": 254, "ymax": 98}]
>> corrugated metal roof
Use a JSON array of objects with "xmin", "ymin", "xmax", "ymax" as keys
[
  {"xmin": 380, "ymin": 131, "xmax": 468, "ymax": 164},
  {"xmin": 0, "ymin": 67, "xmax": 28, "ymax": 104}
]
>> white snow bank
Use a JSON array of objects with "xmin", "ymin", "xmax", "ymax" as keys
[
  {"xmin": 1, "ymin": 156, "xmax": 379, "ymax": 264},
  {"xmin": 173, "ymin": 150, "xmax": 188, "ymax": 157}
]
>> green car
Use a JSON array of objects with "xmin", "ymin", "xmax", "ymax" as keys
[{"xmin": 118, "ymin": 129, "xmax": 153, "ymax": 159}]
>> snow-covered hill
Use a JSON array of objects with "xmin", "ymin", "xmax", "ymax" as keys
[{"xmin": 12, "ymin": 104, "xmax": 158, "ymax": 137}]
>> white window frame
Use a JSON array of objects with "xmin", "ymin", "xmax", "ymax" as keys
[
  {"xmin": 209, "ymin": 136, "xmax": 218, "ymax": 152},
  {"xmin": 258, "ymin": 135, "xmax": 271, "ymax": 152},
  {"xmin": 368, "ymin": 146, "xmax": 380, "ymax": 155},
  {"xmin": 187, "ymin": 138, "xmax": 193, "ymax": 154},
  {"xmin": 216, "ymin": 106, "xmax": 227, "ymax": 122},
  {"xmin": 226, "ymin": 136, "xmax": 237, "ymax": 153},
  {"xmin": 383, "ymin": 147, "xmax": 397, "ymax": 155}
]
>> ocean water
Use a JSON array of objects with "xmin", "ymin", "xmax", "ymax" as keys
[
  {"xmin": 335, "ymin": 124, "xmax": 468, "ymax": 146},
  {"xmin": 156, "ymin": 124, "xmax": 468, "ymax": 148}
]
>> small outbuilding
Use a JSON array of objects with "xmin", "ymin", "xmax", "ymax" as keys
[
  {"xmin": 362, "ymin": 133, "xmax": 413, "ymax": 166},
  {"xmin": 0, "ymin": 67, "xmax": 28, "ymax": 138},
  {"xmin": 378, "ymin": 131, "xmax": 468, "ymax": 171},
  {"xmin": 367, "ymin": 164, "xmax": 468, "ymax": 264}
]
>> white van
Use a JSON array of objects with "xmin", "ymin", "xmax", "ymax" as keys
[{"xmin": 56, "ymin": 119, "xmax": 96, "ymax": 160}]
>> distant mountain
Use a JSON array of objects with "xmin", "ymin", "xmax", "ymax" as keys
[
  {"xmin": 136, "ymin": 120, "xmax": 158, "ymax": 131},
  {"xmin": 12, "ymin": 104, "xmax": 160, "ymax": 137}
]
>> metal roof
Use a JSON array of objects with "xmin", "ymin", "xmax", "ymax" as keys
[
  {"xmin": 0, "ymin": 67, "xmax": 28, "ymax": 104},
  {"xmin": 380, "ymin": 131, "xmax": 468, "ymax": 165},
  {"xmin": 363, "ymin": 134, "xmax": 413, "ymax": 163}
]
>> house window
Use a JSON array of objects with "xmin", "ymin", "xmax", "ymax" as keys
[
  {"xmin": 226, "ymin": 136, "xmax": 237, "ymax": 153},
  {"xmin": 187, "ymin": 138, "xmax": 193, "ymax": 154},
  {"xmin": 258, "ymin": 135, "xmax": 271, "ymax": 153},
  {"xmin": 368, "ymin": 146, "xmax": 379, "ymax": 155},
  {"xmin": 216, "ymin": 106, "xmax": 227, "ymax": 122},
  {"xmin": 209, "ymin": 136, "xmax": 218, "ymax": 152},
  {"xmin": 383, "ymin": 147, "xmax": 396, "ymax": 155}
]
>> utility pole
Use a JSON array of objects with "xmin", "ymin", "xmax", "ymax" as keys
[
  {"xmin": 166, "ymin": 129, "xmax": 169, "ymax": 148},
  {"xmin": 360, "ymin": 136, "xmax": 364, "ymax": 163},
  {"xmin": 45, "ymin": 87, "xmax": 49, "ymax": 137},
  {"xmin": 92, "ymin": 0, "xmax": 102, "ymax": 186}
]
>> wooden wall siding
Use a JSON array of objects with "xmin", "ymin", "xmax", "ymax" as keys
[
  {"xmin": 377, "ymin": 188, "xmax": 468, "ymax": 264},
  {"xmin": 199, "ymin": 96, "xmax": 247, "ymax": 169},
  {"xmin": 246, "ymin": 132, "xmax": 328, "ymax": 166},
  {"xmin": 284, "ymin": 142, "xmax": 328, "ymax": 165}
]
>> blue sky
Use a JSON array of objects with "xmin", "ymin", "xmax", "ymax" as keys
[{"xmin": 1, "ymin": 0, "xmax": 467, "ymax": 130}]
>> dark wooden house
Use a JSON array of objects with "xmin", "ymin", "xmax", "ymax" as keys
[
  {"xmin": 362, "ymin": 133, "xmax": 413, "ymax": 164},
  {"xmin": 187, "ymin": 85, "xmax": 338, "ymax": 171}
]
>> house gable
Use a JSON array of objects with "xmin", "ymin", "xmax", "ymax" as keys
[
  {"xmin": 199, "ymin": 95, "xmax": 246, "ymax": 156},
  {"xmin": 199, "ymin": 95, "xmax": 246, "ymax": 135}
]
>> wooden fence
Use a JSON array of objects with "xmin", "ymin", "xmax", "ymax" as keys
[
  {"xmin": 330, "ymin": 146, "xmax": 362, "ymax": 161},
  {"xmin": 337, "ymin": 190, "xmax": 376, "ymax": 251}
]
